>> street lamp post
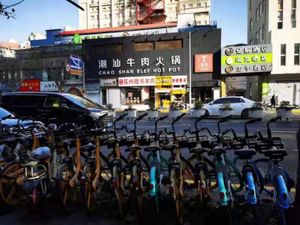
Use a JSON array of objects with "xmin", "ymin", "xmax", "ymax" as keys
[{"xmin": 188, "ymin": 24, "xmax": 192, "ymax": 109}]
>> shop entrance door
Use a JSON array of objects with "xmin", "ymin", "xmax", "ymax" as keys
[
  {"xmin": 107, "ymin": 88, "xmax": 121, "ymax": 108},
  {"xmin": 102, "ymin": 89, "xmax": 107, "ymax": 105},
  {"xmin": 149, "ymin": 87, "xmax": 155, "ymax": 106}
]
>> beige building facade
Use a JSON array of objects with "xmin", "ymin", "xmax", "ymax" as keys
[{"xmin": 79, "ymin": 0, "xmax": 210, "ymax": 29}]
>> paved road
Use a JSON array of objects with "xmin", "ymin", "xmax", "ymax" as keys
[{"xmin": 0, "ymin": 116, "xmax": 299, "ymax": 225}]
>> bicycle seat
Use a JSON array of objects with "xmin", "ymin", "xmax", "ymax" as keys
[
  {"xmin": 80, "ymin": 143, "xmax": 96, "ymax": 152},
  {"xmin": 262, "ymin": 148, "xmax": 287, "ymax": 160},
  {"xmin": 144, "ymin": 146, "xmax": 161, "ymax": 152},
  {"xmin": 106, "ymin": 138, "xmax": 119, "ymax": 144},
  {"xmin": 161, "ymin": 144, "xmax": 178, "ymax": 151},
  {"xmin": 234, "ymin": 148, "xmax": 256, "ymax": 160},
  {"xmin": 208, "ymin": 147, "xmax": 225, "ymax": 156},
  {"xmin": 125, "ymin": 146, "xmax": 142, "ymax": 152},
  {"xmin": 189, "ymin": 147, "xmax": 210, "ymax": 154},
  {"xmin": 31, "ymin": 146, "xmax": 52, "ymax": 160}
]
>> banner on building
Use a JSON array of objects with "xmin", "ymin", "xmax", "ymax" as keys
[{"xmin": 118, "ymin": 76, "xmax": 187, "ymax": 87}]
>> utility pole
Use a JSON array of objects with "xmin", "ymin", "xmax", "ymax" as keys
[{"xmin": 188, "ymin": 24, "xmax": 192, "ymax": 108}]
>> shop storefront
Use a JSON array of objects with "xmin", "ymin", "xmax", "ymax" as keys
[{"xmin": 84, "ymin": 29, "xmax": 221, "ymax": 109}]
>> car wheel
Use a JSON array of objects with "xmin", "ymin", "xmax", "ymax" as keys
[{"xmin": 241, "ymin": 109, "xmax": 249, "ymax": 118}]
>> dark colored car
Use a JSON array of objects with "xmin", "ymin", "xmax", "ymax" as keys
[{"xmin": 0, "ymin": 92, "xmax": 112, "ymax": 128}]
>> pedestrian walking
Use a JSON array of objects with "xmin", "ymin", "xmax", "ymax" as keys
[{"xmin": 271, "ymin": 95, "xmax": 276, "ymax": 108}]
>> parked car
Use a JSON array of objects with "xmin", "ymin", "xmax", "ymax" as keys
[
  {"xmin": 0, "ymin": 92, "xmax": 112, "ymax": 128},
  {"xmin": 0, "ymin": 106, "xmax": 44, "ymax": 128},
  {"xmin": 203, "ymin": 96, "xmax": 256, "ymax": 117}
]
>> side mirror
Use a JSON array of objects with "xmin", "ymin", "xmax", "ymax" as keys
[{"xmin": 209, "ymin": 102, "xmax": 213, "ymax": 105}]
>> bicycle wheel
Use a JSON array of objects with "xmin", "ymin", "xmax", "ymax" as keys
[
  {"xmin": 56, "ymin": 163, "xmax": 75, "ymax": 211},
  {"xmin": 82, "ymin": 163, "xmax": 97, "ymax": 213},
  {"xmin": 113, "ymin": 174, "xmax": 124, "ymax": 218},
  {"xmin": 0, "ymin": 162, "xmax": 25, "ymax": 206}
]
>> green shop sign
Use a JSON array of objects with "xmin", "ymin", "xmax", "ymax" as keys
[{"xmin": 221, "ymin": 44, "xmax": 272, "ymax": 75}]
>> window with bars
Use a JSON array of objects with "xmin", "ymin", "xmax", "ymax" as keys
[
  {"xmin": 291, "ymin": 0, "xmax": 296, "ymax": 28},
  {"xmin": 250, "ymin": 19, "xmax": 253, "ymax": 31},
  {"xmin": 259, "ymin": 3, "xmax": 262, "ymax": 16},
  {"xmin": 278, "ymin": 0, "xmax": 283, "ymax": 29},
  {"xmin": 295, "ymin": 43, "xmax": 300, "ymax": 65},
  {"xmin": 281, "ymin": 44, "xmax": 286, "ymax": 66},
  {"xmin": 259, "ymin": 27, "xmax": 263, "ymax": 42}
]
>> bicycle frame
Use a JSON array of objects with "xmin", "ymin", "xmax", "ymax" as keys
[
  {"xmin": 245, "ymin": 171, "xmax": 257, "ymax": 205},
  {"xmin": 147, "ymin": 115, "xmax": 168, "ymax": 197},
  {"xmin": 275, "ymin": 174, "xmax": 290, "ymax": 209},
  {"xmin": 69, "ymin": 136, "xmax": 81, "ymax": 188},
  {"xmin": 215, "ymin": 154, "xmax": 231, "ymax": 206}
]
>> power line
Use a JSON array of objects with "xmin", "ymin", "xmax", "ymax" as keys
[{"xmin": 66, "ymin": 0, "xmax": 84, "ymax": 11}]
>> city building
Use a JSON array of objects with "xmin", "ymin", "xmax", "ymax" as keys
[
  {"xmin": 0, "ymin": 44, "xmax": 83, "ymax": 93},
  {"xmin": 83, "ymin": 28, "xmax": 221, "ymax": 109},
  {"xmin": 247, "ymin": 0, "xmax": 300, "ymax": 105},
  {"xmin": 29, "ymin": 29, "xmax": 64, "ymax": 47},
  {"xmin": 79, "ymin": 0, "xmax": 210, "ymax": 29}
]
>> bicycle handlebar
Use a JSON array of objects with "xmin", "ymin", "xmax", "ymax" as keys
[
  {"xmin": 222, "ymin": 128, "xmax": 237, "ymax": 138},
  {"xmin": 173, "ymin": 113, "xmax": 186, "ymax": 123},
  {"xmin": 164, "ymin": 128, "xmax": 175, "ymax": 135},
  {"xmin": 268, "ymin": 116, "xmax": 281, "ymax": 124},
  {"xmin": 267, "ymin": 116, "xmax": 281, "ymax": 139},
  {"xmin": 157, "ymin": 115, "xmax": 168, "ymax": 122},
  {"xmin": 115, "ymin": 113, "xmax": 128, "ymax": 122},
  {"xmin": 246, "ymin": 117, "xmax": 262, "ymax": 124},
  {"xmin": 245, "ymin": 118, "xmax": 261, "ymax": 138},
  {"xmin": 218, "ymin": 115, "xmax": 231, "ymax": 124},
  {"xmin": 198, "ymin": 127, "xmax": 213, "ymax": 137},
  {"xmin": 135, "ymin": 113, "xmax": 148, "ymax": 121}
]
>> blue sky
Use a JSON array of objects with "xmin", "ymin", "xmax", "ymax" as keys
[{"xmin": 0, "ymin": 0, "xmax": 247, "ymax": 47}]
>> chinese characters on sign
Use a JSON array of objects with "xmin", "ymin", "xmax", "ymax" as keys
[
  {"xmin": 40, "ymin": 81, "xmax": 58, "ymax": 92},
  {"xmin": 194, "ymin": 54, "xmax": 213, "ymax": 73},
  {"xmin": 69, "ymin": 55, "xmax": 84, "ymax": 76},
  {"xmin": 118, "ymin": 76, "xmax": 187, "ymax": 87},
  {"xmin": 97, "ymin": 55, "xmax": 182, "ymax": 76},
  {"xmin": 221, "ymin": 44, "xmax": 272, "ymax": 75}
]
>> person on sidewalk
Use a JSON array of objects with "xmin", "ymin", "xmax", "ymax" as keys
[{"xmin": 271, "ymin": 95, "xmax": 276, "ymax": 108}]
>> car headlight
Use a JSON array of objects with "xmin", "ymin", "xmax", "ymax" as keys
[{"xmin": 89, "ymin": 112, "xmax": 107, "ymax": 120}]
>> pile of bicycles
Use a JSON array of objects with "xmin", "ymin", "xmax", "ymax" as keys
[{"xmin": 0, "ymin": 112, "xmax": 294, "ymax": 225}]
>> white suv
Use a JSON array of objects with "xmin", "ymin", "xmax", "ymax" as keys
[{"xmin": 203, "ymin": 96, "xmax": 256, "ymax": 117}]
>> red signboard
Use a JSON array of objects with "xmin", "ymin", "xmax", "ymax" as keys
[
  {"xmin": 194, "ymin": 54, "xmax": 213, "ymax": 73},
  {"xmin": 19, "ymin": 79, "xmax": 40, "ymax": 92},
  {"xmin": 118, "ymin": 76, "xmax": 187, "ymax": 87}
]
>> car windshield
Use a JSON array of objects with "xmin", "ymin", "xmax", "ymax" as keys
[
  {"xmin": 0, "ymin": 107, "xmax": 14, "ymax": 119},
  {"xmin": 64, "ymin": 94, "xmax": 106, "ymax": 110}
]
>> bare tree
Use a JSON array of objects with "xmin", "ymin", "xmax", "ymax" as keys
[{"xmin": 0, "ymin": 0, "xmax": 24, "ymax": 18}]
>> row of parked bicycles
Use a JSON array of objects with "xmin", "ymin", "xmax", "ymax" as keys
[{"xmin": 0, "ymin": 112, "xmax": 294, "ymax": 225}]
